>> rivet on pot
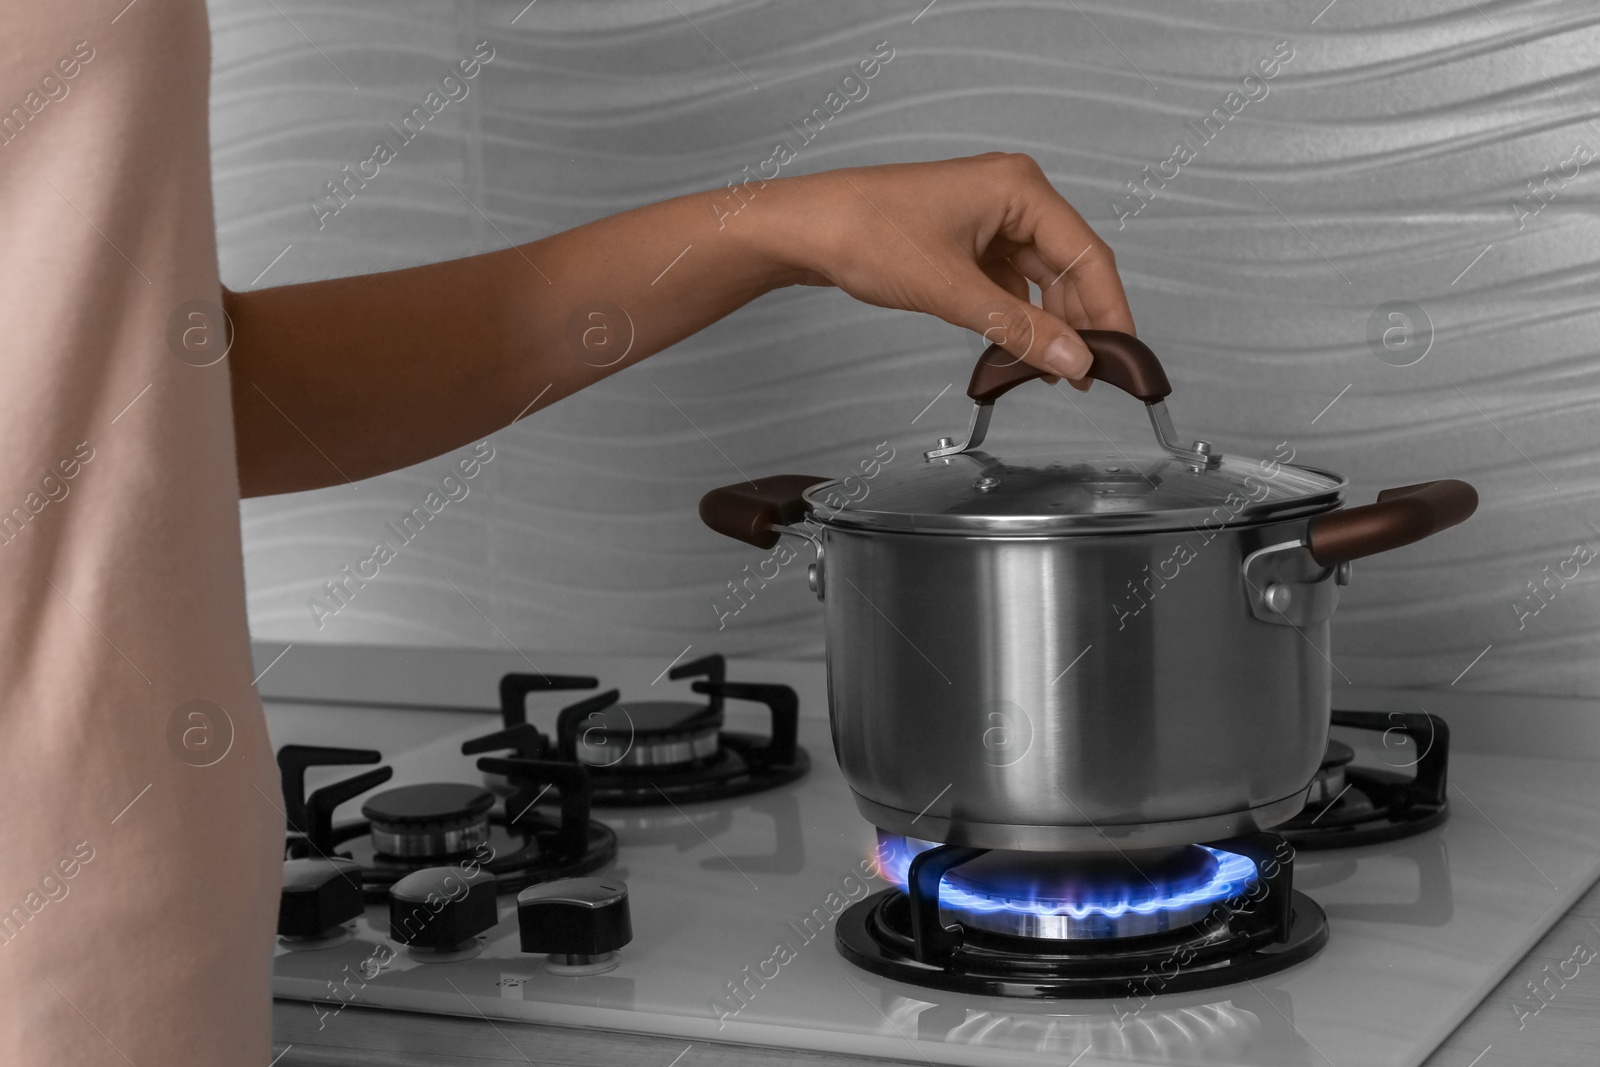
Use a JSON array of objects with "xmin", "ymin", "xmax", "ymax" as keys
[
  {"xmin": 1263, "ymin": 583, "xmax": 1293, "ymax": 613},
  {"xmin": 974, "ymin": 476, "xmax": 1000, "ymax": 493}
]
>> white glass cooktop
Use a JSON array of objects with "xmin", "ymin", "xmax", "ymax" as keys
[{"xmin": 268, "ymin": 656, "xmax": 1600, "ymax": 1067}]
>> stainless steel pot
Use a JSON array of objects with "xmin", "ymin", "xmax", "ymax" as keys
[{"xmin": 700, "ymin": 334, "xmax": 1477, "ymax": 852}]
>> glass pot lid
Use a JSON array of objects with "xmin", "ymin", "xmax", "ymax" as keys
[
  {"xmin": 701, "ymin": 333, "xmax": 1476, "ymax": 564},
  {"xmin": 804, "ymin": 445, "xmax": 1344, "ymax": 535},
  {"xmin": 803, "ymin": 334, "xmax": 1345, "ymax": 536}
]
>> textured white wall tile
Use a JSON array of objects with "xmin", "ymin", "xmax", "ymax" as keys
[{"xmin": 213, "ymin": 0, "xmax": 1600, "ymax": 695}]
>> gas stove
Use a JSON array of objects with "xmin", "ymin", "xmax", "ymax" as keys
[{"xmin": 266, "ymin": 649, "xmax": 1600, "ymax": 1066}]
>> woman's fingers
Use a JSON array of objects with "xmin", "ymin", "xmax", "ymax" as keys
[
  {"xmin": 995, "ymin": 157, "xmax": 1135, "ymax": 335},
  {"xmin": 982, "ymin": 257, "xmax": 1031, "ymax": 303},
  {"xmin": 942, "ymin": 262, "xmax": 1091, "ymax": 378},
  {"xmin": 980, "ymin": 254, "xmax": 1067, "ymax": 381},
  {"xmin": 1008, "ymin": 244, "xmax": 1092, "ymax": 331},
  {"xmin": 1001, "ymin": 242, "xmax": 1097, "ymax": 390},
  {"xmin": 1057, "ymin": 278, "xmax": 1093, "ymax": 332},
  {"xmin": 763, "ymin": 154, "xmax": 1132, "ymax": 384}
]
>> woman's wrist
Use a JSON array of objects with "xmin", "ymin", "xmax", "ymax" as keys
[{"xmin": 718, "ymin": 171, "xmax": 848, "ymax": 292}]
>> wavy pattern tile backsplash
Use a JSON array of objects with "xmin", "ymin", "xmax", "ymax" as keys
[{"xmin": 213, "ymin": 0, "xmax": 1600, "ymax": 696}]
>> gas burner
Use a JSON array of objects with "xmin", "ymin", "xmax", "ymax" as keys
[
  {"xmin": 837, "ymin": 833, "xmax": 1327, "ymax": 998},
  {"xmin": 1279, "ymin": 710, "xmax": 1449, "ymax": 850},
  {"xmin": 276, "ymin": 744, "xmax": 616, "ymax": 901},
  {"xmin": 362, "ymin": 783, "xmax": 495, "ymax": 859},
  {"xmin": 876, "ymin": 835, "xmax": 1258, "ymax": 941},
  {"xmin": 461, "ymin": 654, "xmax": 809, "ymax": 806},
  {"xmin": 571, "ymin": 700, "xmax": 722, "ymax": 769}
]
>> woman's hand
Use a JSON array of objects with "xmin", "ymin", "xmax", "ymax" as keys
[{"xmin": 746, "ymin": 152, "xmax": 1135, "ymax": 383}]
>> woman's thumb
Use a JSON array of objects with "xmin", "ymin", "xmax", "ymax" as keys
[{"xmin": 955, "ymin": 273, "xmax": 1092, "ymax": 380}]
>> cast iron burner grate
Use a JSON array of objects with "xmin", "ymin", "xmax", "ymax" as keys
[
  {"xmin": 276, "ymin": 744, "xmax": 616, "ymax": 901},
  {"xmin": 459, "ymin": 654, "xmax": 809, "ymax": 806},
  {"xmin": 1278, "ymin": 710, "xmax": 1449, "ymax": 850},
  {"xmin": 836, "ymin": 833, "xmax": 1327, "ymax": 999}
]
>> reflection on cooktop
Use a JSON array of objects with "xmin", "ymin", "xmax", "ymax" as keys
[
  {"xmin": 878, "ymin": 980, "xmax": 1318, "ymax": 1065},
  {"xmin": 1296, "ymin": 836, "xmax": 1454, "ymax": 927},
  {"xmin": 602, "ymin": 791, "xmax": 805, "ymax": 876}
]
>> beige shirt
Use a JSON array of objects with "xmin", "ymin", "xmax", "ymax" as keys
[{"xmin": 1, "ymin": 2, "xmax": 282, "ymax": 1062}]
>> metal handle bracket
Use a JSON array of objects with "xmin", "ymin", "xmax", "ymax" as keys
[
  {"xmin": 924, "ymin": 402, "xmax": 994, "ymax": 459},
  {"xmin": 1241, "ymin": 538, "xmax": 1341, "ymax": 627},
  {"xmin": 1147, "ymin": 401, "xmax": 1222, "ymax": 469}
]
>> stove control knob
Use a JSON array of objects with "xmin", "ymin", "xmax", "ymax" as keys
[
  {"xmin": 389, "ymin": 866, "xmax": 499, "ymax": 954},
  {"xmin": 279, "ymin": 857, "xmax": 364, "ymax": 940},
  {"xmin": 517, "ymin": 877, "xmax": 632, "ymax": 974}
]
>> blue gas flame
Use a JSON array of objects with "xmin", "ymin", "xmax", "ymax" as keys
[{"xmin": 874, "ymin": 836, "xmax": 1257, "ymax": 922}]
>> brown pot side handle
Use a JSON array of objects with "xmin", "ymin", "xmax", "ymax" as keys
[
  {"xmin": 1307, "ymin": 479, "xmax": 1478, "ymax": 566},
  {"xmin": 967, "ymin": 330, "xmax": 1173, "ymax": 405},
  {"xmin": 699, "ymin": 475, "xmax": 832, "ymax": 549}
]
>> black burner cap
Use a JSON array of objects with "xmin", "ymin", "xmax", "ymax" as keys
[
  {"xmin": 361, "ymin": 783, "xmax": 495, "ymax": 827},
  {"xmin": 587, "ymin": 700, "xmax": 721, "ymax": 741},
  {"xmin": 1320, "ymin": 738, "xmax": 1356, "ymax": 772}
]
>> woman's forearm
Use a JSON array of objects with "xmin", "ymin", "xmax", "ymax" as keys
[
  {"xmin": 226, "ymin": 186, "xmax": 801, "ymax": 496},
  {"xmin": 227, "ymin": 154, "xmax": 1133, "ymax": 497}
]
